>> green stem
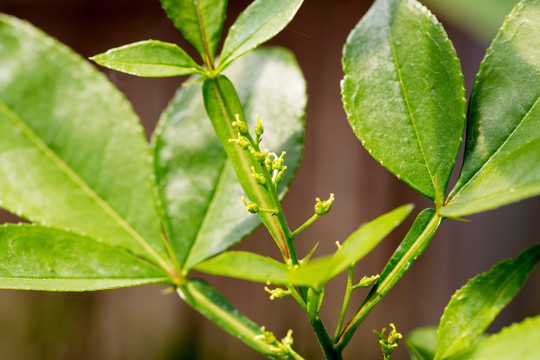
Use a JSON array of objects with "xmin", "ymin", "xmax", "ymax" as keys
[
  {"xmin": 334, "ymin": 266, "xmax": 355, "ymax": 342},
  {"xmin": 203, "ymin": 77, "xmax": 295, "ymax": 262},
  {"xmin": 335, "ymin": 212, "xmax": 442, "ymax": 351},
  {"xmin": 309, "ymin": 316, "xmax": 342, "ymax": 360},
  {"xmin": 292, "ymin": 213, "xmax": 320, "ymax": 238}
]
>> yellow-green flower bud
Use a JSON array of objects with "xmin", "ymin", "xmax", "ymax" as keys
[
  {"xmin": 232, "ymin": 114, "xmax": 249, "ymax": 135},
  {"xmin": 254, "ymin": 115, "xmax": 264, "ymax": 137},
  {"xmin": 314, "ymin": 193, "xmax": 335, "ymax": 216},
  {"xmin": 241, "ymin": 196, "xmax": 259, "ymax": 213}
]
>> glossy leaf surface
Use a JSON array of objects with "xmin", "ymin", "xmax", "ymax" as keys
[
  {"xmin": 405, "ymin": 326, "xmax": 437, "ymax": 360},
  {"xmin": 91, "ymin": 40, "xmax": 203, "ymax": 77},
  {"xmin": 194, "ymin": 251, "xmax": 289, "ymax": 284},
  {"xmin": 0, "ymin": 224, "xmax": 168, "ymax": 291},
  {"xmin": 453, "ymin": 316, "xmax": 540, "ymax": 360},
  {"xmin": 434, "ymin": 243, "xmax": 540, "ymax": 360},
  {"xmin": 153, "ymin": 48, "xmax": 306, "ymax": 269},
  {"xmin": 160, "ymin": 0, "xmax": 227, "ymax": 61},
  {"xmin": 218, "ymin": 0, "xmax": 304, "ymax": 71},
  {"xmin": 342, "ymin": 0, "xmax": 466, "ymax": 204},
  {"xmin": 0, "ymin": 15, "xmax": 168, "ymax": 267},
  {"xmin": 443, "ymin": 0, "xmax": 540, "ymax": 217},
  {"xmin": 288, "ymin": 205, "xmax": 413, "ymax": 288}
]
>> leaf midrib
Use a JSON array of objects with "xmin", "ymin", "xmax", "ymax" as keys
[
  {"xmin": 99, "ymin": 59, "xmax": 198, "ymax": 69},
  {"xmin": 0, "ymin": 98, "xmax": 170, "ymax": 270},
  {"xmin": 387, "ymin": 25, "xmax": 437, "ymax": 200},
  {"xmin": 447, "ymin": 93, "xmax": 540, "ymax": 205}
]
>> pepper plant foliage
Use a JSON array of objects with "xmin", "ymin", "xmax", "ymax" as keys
[{"xmin": 0, "ymin": 0, "xmax": 538, "ymax": 359}]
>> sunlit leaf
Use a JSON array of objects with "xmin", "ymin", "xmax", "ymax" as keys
[
  {"xmin": 91, "ymin": 40, "xmax": 204, "ymax": 77},
  {"xmin": 288, "ymin": 205, "xmax": 413, "ymax": 288},
  {"xmin": 0, "ymin": 224, "xmax": 169, "ymax": 291},
  {"xmin": 342, "ymin": 0, "xmax": 466, "ymax": 205},
  {"xmin": 217, "ymin": 0, "xmax": 304, "ymax": 71},
  {"xmin": 434, "ymin": 243, "xmax": 540, "ymax": 360},
  {"xmin": 443, "ymin": 0, "xmax": 540, "ymax": 217},
  {"xmin": 160, "ymin": 0, "xmax": 227, "ymax": 61},
  {"xmin": 0, "ymin": 15, "xmax": 168, "ymax": 268}
]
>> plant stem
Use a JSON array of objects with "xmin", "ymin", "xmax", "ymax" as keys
[
  {"xmin": 309, "ymin": 316, "xmax": 342, "ymax": 360},
  {"xmin": 335, "ymin": 213, "xmax": 442, "ymax": 351},
  {"xmin": 203, "ymin": 77, "xmax": 296, "ymax": 262},
  {"xmin": 292, "ymin": 213, "xmax": 320, "ymax": 238},
  {"xmin": 334, "ymin": 266, "xmax": 355, "ymax": 342}
]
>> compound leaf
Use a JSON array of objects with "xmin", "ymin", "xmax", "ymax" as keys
[
  {"xmin": 0, "ymin": 224, "xmax": 169, "ymax": 291},
  {"xmin": 91, "ymin": 40, "xmax": 204, "ymax": 77},
  {"xmin": 0, "ymin": 15, "xmax": 168, "ymax": 267},
  {"xmin": 153, "ymin": 47, "xmax": 306, "ymax": 269},
  {"xmin": 217, "ymin": 0, "xmax": 304, "ymax": 71},
  {"xmin": 434, "ymin": 243, "xmax": 540, "ymax": 360},
  {"xmin": 443, "ymin": 0, "xmax": 540, "ymax": 217},
  {"xmin": 342, "ymin": 0, "xmax": 466, "ymax": 205}
]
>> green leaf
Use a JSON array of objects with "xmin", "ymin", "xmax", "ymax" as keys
[
  {"xmin": 452, "ymin": 316, "xmax": 540, "ymax": 360},
  {"xmin": 334, "ymin": 208, "xmax": 441, "ymax": 350},
  {"xmin": 434, "ymin": 243, "xmax": 540, "ymax": 360},
  {"xmin": 194, "ymin": 251, "xmax": 289, "ymax": 284},
  {"xmin": 376, "ymin": 208, "xmax": 440, "ymax": 293},
  {"xmin": 342, "ymin": 0, "xmax": 466, "ymax": 205},
  {"xmin": 91, "ymin": 40, "xmax": 204, "ymax": 77},
  {"xmin": 0, "ymin": 224, "xmax": 169, "ymax": 291},
  {"xmin": 405, "ymin": 326, "xmax": 437, "ymax": 360},
  {"xmin": 160, "ymin": 0, "xmax": 227, "ymax": 62},
  {"xmin": 217, "ymin": 0, "xmax": 304, "ymax": 71},
  {"xmin": 288, "ymin": 205, "xmax": 413, "ymax": 288},
  {"xmin": 153, "ymin": 47, "xmax": 306, "ymax": 269},
  {"xmin": 179, "ymin": 278, "xmax": 299, "ymax": 359},
  {"xmin": 0, "ymin": 15, "xmax": 170, "ymax": 269},
  {"xmin": 442, "ymin": 0, "xmax": 540, "ymax": 217}
]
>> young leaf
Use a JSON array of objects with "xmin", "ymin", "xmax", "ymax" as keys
[
  {"xmin": 0, "ymin": 224, "xmax": 169, "ymax": 291},
  {"xmin": 194, "ymin": 251, "xmax": 289, "ymax": 284},
  {"xmin": 335, "ymin": 208, "xmax": 441, "ymax": 351},
  {"xmin": 217, "ymin": 0, "xmax": 304, "ymax": 71},
  {"xmin": 342, "ymin": 0, "xmax": 466, "ymax": 205},
  {"xmin": 405, "ymin": 326, "xmax": 438, "ymax": 360},
  {"xmin": 0, "ymin": 15, "xmax": 169, "ymax": 268},
  {"xmin": 376, "ymin": 208, "xmax": 440, "ymax": 293},
  {"xmin": 91, "ymin": 40, "xmax": 204, "ymax": 77},
  {"xmin": 160, "ymin": 0, "xmax": 227, "ymax": 63},
  {"xmin": 434, "ymin": 243, "xmax": 540, "ymax": 360},
  {"xmin": 453, "ymin": 316, "xmax": 540, "ymax": 360},
  {"xmin": 442, "ymin": 0, "xmax": 540, "ymax": 217},
  {"xmin": 153, "ymin": 48, "xmax": 306, "ymax": 269},
  {"xmin": 178, "ymin": 278, "xmax": 303, "ymax": 359},
  {"xmin": 288, "ymin": 204, "xmax": 413, "ymax": 288}
]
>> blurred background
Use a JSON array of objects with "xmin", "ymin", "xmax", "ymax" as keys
[{"xmin": 0, "ymin": 0, "xmax": 538, "ymax": 359}]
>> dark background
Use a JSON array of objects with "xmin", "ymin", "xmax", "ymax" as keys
[{"xmin": 0, "ymin": 0, "xmax": 538, "ymax": 359}]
